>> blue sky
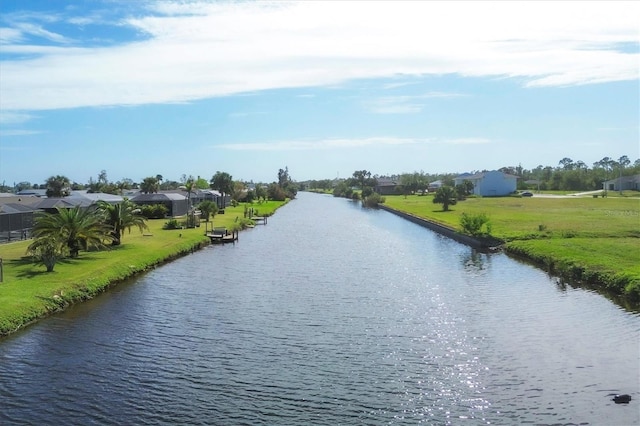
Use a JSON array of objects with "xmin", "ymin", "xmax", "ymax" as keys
[{"xmin": 0, "ymin": 1, "xmax": 638, "ymax": 186}]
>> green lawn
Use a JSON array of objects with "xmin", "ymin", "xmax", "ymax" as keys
[
  {"xmin": 383, "ymin": 194, "xmax": 640, "ymax": 302},
  {"xmin": 0, "ymin": 200, "xmax": 286, "ymax": 336}
]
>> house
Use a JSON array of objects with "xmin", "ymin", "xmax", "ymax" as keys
[
  {"xmin": 428, "ymin": 180, "xmax": 444, "ymax": 192},
  {"xmin": 374, "ymin": 178, "xmax": 400, "ymax": 195},
  {"xmin": 0, "ymin": 202, "xmax": 38, "ymax": 242},
  {"xmin": 15, "ymin": 189, "xmax": 48, "ymax": 197},
  {"xmin": 164, "ymin": 189, "xmax": 230, "ymax": 209},
  {"xmin": 454, "ymin": 170, "xmax": 518, "ymax": 197},
  {"xmin": 34, "ymin": 191, "xmax": 124, "ymax": 213},
  {"xmin": 603, "ymin": 174, "xmax": 640, "ymax": 192},
  {"xmin": 130, "ymin": 192, "xmax": 188, "ymax": 217}
]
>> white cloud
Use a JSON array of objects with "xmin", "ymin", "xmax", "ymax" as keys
[
  {"xmin": 14, "ymin": 23, "xmax": 71, "ymax": 43},
  {"xmin": 0, "ymin": 112, "xmax": 36, "ymax": 125},
  {"xmin": 216, "ymin": 136, "xmax": 490, "ymax": 151},
  {"xmin": 0, "ymin": 27, "xmax": 24, "ymax": 44},
  {"xmin": 365, "ymin": 92, "xmax": 467, "ymax": 114},
  {"xmin": 1, "ymin": 1, "xmax": 638, "ymax": 111}
]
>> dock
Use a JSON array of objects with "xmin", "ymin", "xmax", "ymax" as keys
[
  {"xmin": 206, "ymin": 227, "xmax": 238, "ymax": 244},
  {"xmin": 251, "ymin": 216, "xmax": 268, "ymax": 225}
]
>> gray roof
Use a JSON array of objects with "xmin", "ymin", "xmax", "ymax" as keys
[
  {"xmin": 0, "ymin": 203, "xmax": 37, "ymax": 214},
  {"xmin": 35, "ymin": 198, "xmax": 83, "ymax": 209},
  {"xmin": 69, "ymin": 191, "xmax": 124, "ymax": 203},
  {"xmin": 130, "ymin": 193, "xmax": 187, "ymax": 202},
  {"xmin": 16, "ymin": 189, "xmax": 48, "ymax": 197}
]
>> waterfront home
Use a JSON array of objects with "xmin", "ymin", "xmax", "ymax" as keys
[
  {"xmin": 374, "ymin": 178, "xmax": 400, "ymax": 195},
  {"xmin": 130, "ymin": 192, "xmax": 188, "ymax": 217},
  {"xmin": 454, "ymin": 170, "xmax": 518, "ymax": 197}
]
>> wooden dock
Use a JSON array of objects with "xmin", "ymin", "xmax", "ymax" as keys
[
  {"xmin": 251, "ymin": 216, "xmax": 268, "ymax": 225},
  {"xmin": 206, "ymin": 227, "xmax": 238, "ymax": 244}
]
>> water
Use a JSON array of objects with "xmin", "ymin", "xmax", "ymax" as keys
[{"xmin": 1, "ymin": 192, "xmax": 638, "ymax": 425}]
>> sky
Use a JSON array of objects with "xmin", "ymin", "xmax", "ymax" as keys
[{"xmin": 0, "ymin": 1, "xmax": 638, "ymax": 186}]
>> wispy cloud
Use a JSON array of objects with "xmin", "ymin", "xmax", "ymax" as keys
[
  {"xmin": 0, "ymin": 112, "xmax": 36, "ymax": 125},
  {"xmin": 217, "ymin": 136, "xmax": 491, "ymax": 151},
  {"xmin": 365, "ymin": 92, "xmax": 467, "ymax": 114},
  {"xmin": 13, "ymin": 22, "xmax": 71, "ymax": 43},
  {"xmin": 0, "ymin": 129, "xmax": 43, "ymax": 136},
  {"xmin": 1, "ymin": 1, "xmax": 638, "ymax": 111}
]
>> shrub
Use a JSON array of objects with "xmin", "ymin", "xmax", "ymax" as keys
[
  {"xmin": 140, "ymin": 204, "xmax": 168, "ymax": 219},
  {"xmin": 362, "ymin": 192, "xmax": 385, "ymax": 208},
  {"xmin": 460, "ymin": 212, "xmax": 492, "ymax": 237},
  {"xmin": 163, "ymin": 219, "xmax": 181, "ymax": 230}
]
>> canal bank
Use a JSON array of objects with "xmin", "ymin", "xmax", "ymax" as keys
[
  {"xmin": 378, "ymin": 204, "xmax": 503, "ymax": 251},
  {"xmin": 378, "ymin": 202, "xmax": 639, "ymax": 308},
  {"xmin": 2, "ymin": 191, "xmax": 637, "ymax": 426},
  {"xmin": 0, "ymin": 201, "xmax": 287, "ymax": 337}
]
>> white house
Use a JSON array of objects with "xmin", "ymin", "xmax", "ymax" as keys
[{"xmin": 454, "ymin": 170, "xmax": 518, "ymax": 197}]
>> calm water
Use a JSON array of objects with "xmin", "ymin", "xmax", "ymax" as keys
[{"xmin": 1, "ymin": 192, "xmax": 638, "ymax": 425}]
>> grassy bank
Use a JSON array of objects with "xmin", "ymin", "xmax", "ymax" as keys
[
  {"xmin": 383, "ymin": 194, "xmax": 640, "ymax": 303},
  {"xmin": 0, "ymin": 201, "xmax": 286, "ymax": 337}
]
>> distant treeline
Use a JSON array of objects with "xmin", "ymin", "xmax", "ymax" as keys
[{"xmin": 304, "ymin": 156, "xmax": 640, "ymax": 192}]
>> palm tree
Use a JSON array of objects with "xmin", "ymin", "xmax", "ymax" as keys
[
  {"xmin": 210, "ymin": 171, "xmax": 233, "ymax": 209},
  {"xmin": 432, "ymin": 186, "xmax": 458, "ymax": 211},
  {"xmin": 31, "ymin": 206, "xmax": 112, "ymax": 257},
  {"xmin": 27, "ymin": 235, "xmax": 67, "ymax": 272},
  {"xmin": 197, "ymin": 200, "xmax": 218, "ymax": 223},
  {"xmin": 45, "ymin": 175, "xmax": 72, "ymax": 197},
  {"xmin": 97, "ymin": 200, "xmax": 148, "ymax": 246}
]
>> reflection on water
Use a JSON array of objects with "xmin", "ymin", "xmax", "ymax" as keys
[{"xmin": 1, "ymin": 192, "xmax": 638, "ymax": 425}]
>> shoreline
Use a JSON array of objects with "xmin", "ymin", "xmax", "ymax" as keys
[
  {"xmin": 378, "ymin": 203, "xmax": 639, "ymax": 310},
  {"xmin": 0, "ymin": 200, "xmax": 289, "ymax": 338},
  {"xmin": 378, "ymin": 204, "xmax": 503, "ymax": 251},
  {"xmin": 1, "ymin": 238, "xmax": 211, "ymax": 338}
]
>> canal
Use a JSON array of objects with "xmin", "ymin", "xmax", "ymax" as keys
[{"xmin": 1, "ymin": 192, "xmax": 638, "ymax": 425}]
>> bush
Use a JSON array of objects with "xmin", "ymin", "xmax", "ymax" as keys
[
  {"xmin": 460, "ymin": 212, "xmax": 492, "ymax": 237},
  {"xmin": 362, "ymin": 192, "xmax": 385, "ymax": 208},
  {"xmin": 140, "ymin": 204, "xmax": 168, "ymax": 219},
  {"xmin": 163, "ymin": 219, "xmax": 181, "ymax": 230}
]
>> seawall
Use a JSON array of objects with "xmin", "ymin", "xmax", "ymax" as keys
[{"xmin": 378, "ymin": 204, "xmax": 503, "ymax": 251}]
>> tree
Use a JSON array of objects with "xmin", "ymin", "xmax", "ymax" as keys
[
  {"xmin": 231, "ymin": 181, "xmax": 247, "ymax": 202},
  {"xmin": 278, "ymin": 167, "xmax": 291, "ymax": 187},
  {"xmin": 15, "ymin": 181, "xmax": 31, "ymax": 192},
  {"xmin": 195, "ymin": 177, "xmax": 209, "ymax": 189},
  {"xmin": 97, "ymin": 200, "xmax": 148, "ymax": 246},
  {"xmin": 45, "ymin": 175, "xmax": 71, "ymax": 197},
  {"xmin": 277, "ymin": 166, "xmax": 298, "ymax": 199},
  {"xmin": 455, "ymin": 180, "xmax": 474, "ymax": 199},
  {"xmin": 254, "ymin": 184, "xmax": 267, "ymax": 202},
  {"xmin": 27, "ymin": 235, "xmax": 67, "ymax": 272},
  {"xmin": 210, "ymin": 171, "xmax": 233, "ymax": 208},
  {"xmin": 184, "ymin": 176, "xmax": 196, "ymax": 227},
  {"xmin": 31, "ymin": 206, "xmax": 111, "ymax": 258},
  {"xmin": 140, "ymin": 177, "xmax": 159, "ymax": 194},
  {"xmin": 559, "ymin": 157, "xmax": 574, "ymax": 170},
  {"xmin": 432, "ymin": 186, "xmax": 458, "ymax": 211},
  {"xmin": 197, "ymin": 200, "xmax": 218, "ymax": 223},
  {"xmin": 351, "ymin": 170, "xmax": 377, "ymax": 191}
]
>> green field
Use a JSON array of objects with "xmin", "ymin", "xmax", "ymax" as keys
[
  {"xmin": 0, "ymin": 200, "xmax": 286, "ymax": 336},
  {"xmin": 383, "ymin": 194, "xmax": 640, "ymax": 303}
]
